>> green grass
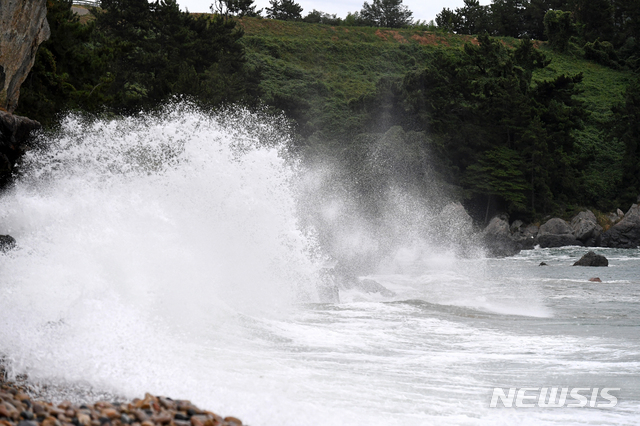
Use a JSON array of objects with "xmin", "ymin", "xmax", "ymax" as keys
[{"xmin": 240, "ymin": 18, "xmax": 632, "ymax": 140}]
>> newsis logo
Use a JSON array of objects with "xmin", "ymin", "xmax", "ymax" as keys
[{"xmin": 490, "ymin": 387, "xmax": 621, "ymax": 408}]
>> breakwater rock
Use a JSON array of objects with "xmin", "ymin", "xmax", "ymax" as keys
[{"xmin": 573, "ymin": 251, "xmax": 608, "ymax": 267}]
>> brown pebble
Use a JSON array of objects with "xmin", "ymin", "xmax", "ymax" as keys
[
  {"xmin": 101, "ymin": 408, "xmax": 119, "ymax": 420},
  {"xmin": 42, "ymin": 416, "xmax": 61, "ymax": 426},
  {"xmin": 77, "ymin": 413, "xmax": 91, "ymax": 426},
  {"xmin": 13, "ymin": 393, "xmax": 29, "ymax": 402},
  {"xmin": 151, "ymin": 412, "xmax": 172, "ymax": 424},
  {"xmin": 0, "ymin": 405, "xmax": 11, "ymax": 418},
  {"xmin": 223, "ymin": 417, "xmax": 242, "ymax": 426},
  {"xmin": 140, "ymin": 420, "xmax": 154, "ymax": 426}
]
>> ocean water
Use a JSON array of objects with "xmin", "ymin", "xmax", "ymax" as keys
[{"xmin": 0, "ymin": 107, "xmax": 638, "ymax": 425}]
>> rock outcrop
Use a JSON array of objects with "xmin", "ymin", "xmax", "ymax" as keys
[
  {"xmin": 537, "ymin": 218, "xmax": 583, "ymax": 248},
  {"xmin": 601, "ymin": 204, "xmax": 640, "ymax": 248},
  {"xmin": 435, "ymin": 202, "xmax": 478, "ymax": 255},
  {"xmin": 0, "ymin": 0, "xmax": 50, "ymax": 112},
  {"xmin": 573, "ymin": 251, "xmax": 608, "ymax": 267},
  {"xmin": 0, "ymin": 110, "xmax": 41, "ymax": 187},
  {"xmin": 571, "ymin": 210, "xmax": 603, "ymax": 246},
  {"xmin": 482, "ymin": 215, "xmax": 520, "ymax": 257}
]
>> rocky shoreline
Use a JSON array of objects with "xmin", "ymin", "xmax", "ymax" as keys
[
  {"xmin": 481, "ymin": 200, "xmax": 640, "ymax": 257},
  {"xmin": 0, "ymin": 367, "xmax": 245, "ymax": 426}
]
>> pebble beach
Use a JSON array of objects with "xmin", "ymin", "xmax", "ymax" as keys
[{"xmin": 0, "ymin": 367, "xmax": 244, "ymax": 426}]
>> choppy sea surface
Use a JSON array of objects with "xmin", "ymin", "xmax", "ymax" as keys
[{"xmin": 0, "ymin": 107, "xmax": 638, "ymax": 425}]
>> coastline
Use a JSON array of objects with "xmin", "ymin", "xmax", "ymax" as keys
[{"xmin": 0, "ymin": 366, "xmax": 244, "ymax": 426}]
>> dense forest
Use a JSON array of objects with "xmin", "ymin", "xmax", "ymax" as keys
[{"xmin": 14, "ymin": 0, "xmax": 640, "ymax": 225}]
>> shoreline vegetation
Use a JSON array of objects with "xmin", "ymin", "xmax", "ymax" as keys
[
  {"xmin": 13, "ymin": 0, "xmax": 640, "ymax": 228},
  {"xmin": 0, "ymin": 366, "xmax": 245, "ymax": 426}
]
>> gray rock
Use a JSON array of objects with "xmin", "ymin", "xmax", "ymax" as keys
[
  {"xmin": 537, "ymin": 218, "xmax": 582, "ymax": 248},
  {"xmin": 537, "ymin": 234, "xmax": 584, "ymax": 248},
  {"xmin": 482, "ymin": 215, "xmax": 520, "ymax": 257},
  {"xmin": 439, "ymin": 202, "xmax": 473, "ymax": 231},
  {"xmin": 0, "ymin": 110, "xmax": 42, "ymax": 188},
  {"xmin": 484, "ymin": 215, "xmax": 510, "ymax": 237},
  {"xmin": 601, "ymin": 204, "xmax": 640, "ymax": 248},
  {"xmin": 511, "ymin": 223, "xmax": 538, "ymax": 250},
  {"xmin": 0, "ymin": 234, "xmax": 16, "ymax": 252},
  {"xmin": 357, "ymin": 279, "xmax": 395, "ymax": 297},
  {"xmin": 570, "ymin": 210, "xmax": 603, "ymax": 244},
  {"xmin": 510, "ymin": 220, "xmax": 524, "ymax": 234},
  {"xmin": 0, "ymin": 0, "xmax": 50, "ymax": 112},
  {"xmin": 573, "ymin": 251, "xmax": 608, "ymax": 267},
  {"xmin": 539, "ymin": 218, "xmax": 573, "ymax": 236},
  {"xmin": 522, "ymin": 224, "xmax": 539, "ymax": 239}
]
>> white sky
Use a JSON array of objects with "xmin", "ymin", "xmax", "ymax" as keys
[{"xmin": 179, "ymin": 0, "xmax": 492, "ymax": 23}]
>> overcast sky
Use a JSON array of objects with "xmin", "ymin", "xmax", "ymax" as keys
[{"xmin": 179, "ymin": 0, "xmax": 491, "ymax": 23}]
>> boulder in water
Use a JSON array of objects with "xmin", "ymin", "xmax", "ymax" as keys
[
  {"xmin": 0, "ymin": 234, "xmax": 15, "ymax": 252},
  {"xmin": 588, "ymin": 277, "xmax": 602, "ymax": 282},
  {"xmin": 573, "ymin": 251, "xmax": 608, "ymax": 267}
]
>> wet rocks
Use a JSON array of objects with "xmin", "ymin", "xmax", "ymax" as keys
[
  {"xmin": 537, "ymin": 218, "xmax": 583, "ymax": 248},
  {"xmin": 573, "ymin": 251, "xmax": 608, "ymax": 267},
  {"xmin": 0, "ymin": 235, "xmax": 15, "ymax": 252},
  {"xmin": 588, "ymin": 277, "xmax": 602, "ymax": 282},
  {"xmin": 356, "ymin": 279, "xmax": 395, "ymax": 297},
  {"xmin": 600, "ymin": 204, "xmax": 640, "ymax": 248},
  {"xmin": 482, "ymin": 215, "xmax": 520, "ymax": 257},
  {"xmin": 0, "ymin": 110, "xmax": 42, "ymax": 188},
  {"xmin": 0, "ymin": 368, "xmax": 243, "ymax": 426},
  {"xmin": 570, "ymin": 210, "xmax": 603, "ymax": 246}
]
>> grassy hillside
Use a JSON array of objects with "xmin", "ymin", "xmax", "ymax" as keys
[
  {"xmin": 240, "ymin": 17, "xmax": 632, "ymax": 132},
  {"xmin": 240, "ymin": 17, "xmax": 635, "ymax": 212},
  {"xmin": 239, "ymin": 18, "xmax": 482, "ymax": 138}
]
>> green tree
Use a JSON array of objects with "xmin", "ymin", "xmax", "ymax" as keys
[
  {"xmin": 544, "ymin": 9, "xmax": 575, "ymax": 51},
  {"xmin": 16, "ymin": 0, "xmax": 110, "ymax": 126},
  {"xmin": 395, "ymin": 34, "xmax": 585, "ymax": 215},
  {"xmin": 454, "ymin": 0, "xmax": 491, "ymax": 35},
  {"xmin": 213, "ymin": 0, "xmax": 262, "ymax": 17},
  {"xmin": 490, "ymin": 0, "xmax": 527, "ymax": 38},
  {"xmin": 265, "ymin": 0, "xmax": 303, "ymax": 21},
  {"xmin": 610, "ymin": 78, "xmax": 640, "ymax": 205},
  {"xmin": 360, "ymin": 0, "xmax": 413, "ymax": 28},
  {"xmin": 435, "ymin": 8, "xmax": 459, "ymax": 32},
  {"xmin": 303, "ymin": 10, "xmax": 342, "ymax": 25},
  {"xmin": 463, "ymin": 147, "xmax": 530, "ymax": 214},
  {"xmin": 95, "ymin": 0, "xmax": 252, "ymax": 112}
]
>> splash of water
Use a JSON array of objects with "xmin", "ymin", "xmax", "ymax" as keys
[{"xmin": 0, "ymin": 104, "xmax": 325, "ymax": 388}]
